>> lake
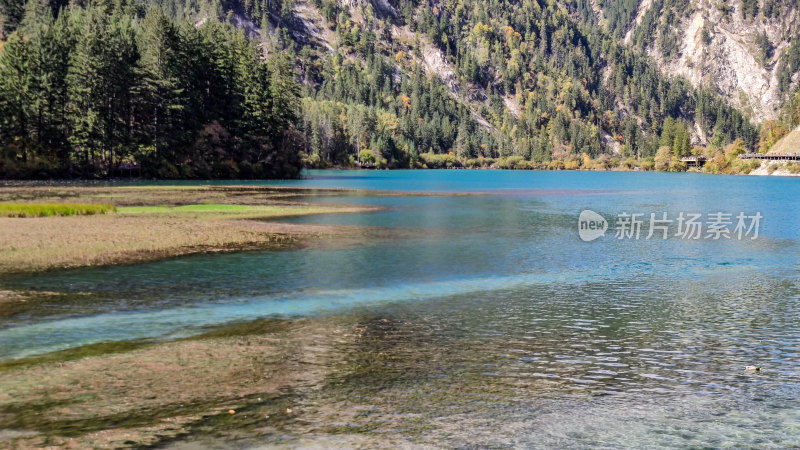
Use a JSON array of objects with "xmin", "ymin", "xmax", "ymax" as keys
[{"xmin": 2, "ymin": 170, "xmax": 799, "ymax": 447}]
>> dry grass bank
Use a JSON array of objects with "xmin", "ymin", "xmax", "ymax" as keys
[
  {"xmin": 0, "ymin": 185, "xmax": 376, "ymax": 273},
  {"xmin": 0, "ymin": 215, "xmax": 336, "ymax": 273}
]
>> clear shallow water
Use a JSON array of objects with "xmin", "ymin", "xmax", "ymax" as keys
[{"xmin": 2, "ymin": 170, "xmax": 800, "ymax": 447}]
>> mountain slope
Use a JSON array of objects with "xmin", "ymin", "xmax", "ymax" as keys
[
  {"xmin": 599, "ymin": 0, "xmax": 800, "ymax": 122},
  {"xmin": 766, "ymin": 125, "xmax": 800, "ymax": 154},
  {"xmin": 3, "ymin": 0, "xmax": 799, "ymax": 176},
  {"xmin": 266, "ymin": 0, "xmax": 763, "ymax": 166}
]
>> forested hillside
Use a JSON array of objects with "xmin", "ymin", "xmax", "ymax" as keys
[
  {"xmin": 1, "ymin": 0, "xmax": 799, "ymax": 177},
  {"xmin": 0, "ymin": 0, "xmax": 300, "ymax": 178},
  {"xmin": 289, "ymin": 0, "xmax": 761, "ymax": 169}
]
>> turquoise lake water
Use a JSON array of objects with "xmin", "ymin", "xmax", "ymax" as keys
[{"xmin": 1, "ymin": 170, "xmax": 799, "ymax": 447}]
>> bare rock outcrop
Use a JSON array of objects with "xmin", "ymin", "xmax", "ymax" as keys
[{"xmin": 635, "ymin": 0, "xmax": 799, "ymax": 123}]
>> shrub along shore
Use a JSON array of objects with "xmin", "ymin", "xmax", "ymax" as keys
[{"xmin": 347, "ymin": 139, "xmax": 767, "ymax": 175}]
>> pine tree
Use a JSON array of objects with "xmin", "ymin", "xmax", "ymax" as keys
[
  {"xmin": 659, "ymin": 117, "xmax": 676, "ymax": 149},
  {"xmin": 27, "ymin": 9, "xmax": 72, "ymax": 166},
  {"xmin": 672, "ymin": 121, "xmax": 691, "ymax": 157},
  {"xmin": 138, "ymin": 7, "xmax": 184, "ymax": 166},
  {"xmin": 0, "ymin": 31, "xmax": 32, "ymax": 161},
  {"xmin": 66, "ymin": 7, "xmax": 109, "ymax": 172}
]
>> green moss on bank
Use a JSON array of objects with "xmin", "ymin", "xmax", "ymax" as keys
[{"xmin": 0, "ymin": 202, "xmax": 115, "ymax": 217}]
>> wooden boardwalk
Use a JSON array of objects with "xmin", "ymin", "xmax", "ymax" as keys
[
  {"xmin": 679, "ymin": 152, "xmax": 800, "ymax": 166},
  {"xmin": 680, "ymin": 156, "xmax": 707, "ymax": 167},
  {"xmin": 739, "ymin": 153, "xmax": 800, "ymax": 161}
]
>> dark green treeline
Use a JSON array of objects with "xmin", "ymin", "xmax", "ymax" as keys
[{"xmin": 0, "ymin": 0, "xmax": 300, "ymax": 178}]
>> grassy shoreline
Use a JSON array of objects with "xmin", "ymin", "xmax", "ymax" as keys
[{"xmin": 0, "ymin": 185, "xmax": 379, "ymax": 275}]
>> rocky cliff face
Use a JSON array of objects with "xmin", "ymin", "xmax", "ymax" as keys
[
  {"xmin": 252, "ymin": 0, "xmax": 800, "ymax": 129},
  {"xmin": 620, "ymin": 0, "xmax": 799, "ymax": 122}
]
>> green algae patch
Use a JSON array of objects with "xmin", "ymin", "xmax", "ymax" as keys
[
  {"xmin": 0, "ymin": 202, "xmax": 115, "ymax": 217},
  {"xmin": 185, "ymin": 318, "xmax": 292, "ymax": 340},
  {"xmin": 0, "ymin": 392, "xmax": 293, "ymax": 439},
  {"xmin": 0, "ymin": 319, "xmax": 291, "ymax": 372},
  {"xmin": 0, "ymin": 340, "xmax": 153, "ymax": 372}
]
